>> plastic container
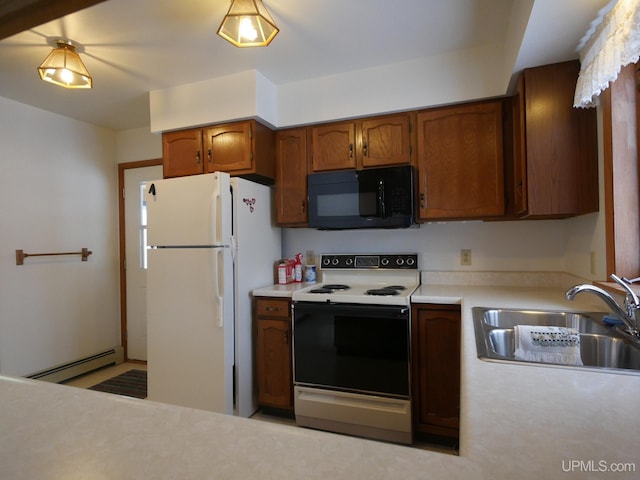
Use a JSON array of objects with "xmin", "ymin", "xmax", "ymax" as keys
[{"xmin": 305, "ymin": 265, "xmax": 317, "ymax": 283}]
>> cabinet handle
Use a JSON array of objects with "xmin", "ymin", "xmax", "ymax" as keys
[
  {"xmin": 349, "ymin": 144, "xmax": 353, "ymax": 158},
  {"xmin": 196, "ymin": 150, "xmax": 201, "ymax": 164},
  {"xmin": 363, "ymin": 142, "xmax": 368, "ymax": 157},
  {"xmin": 302, "ymin": 200, "xmax": 306, "ymax": 214},
  {"xmin": 265, "ymin": 306, "xmax": 281, "ymax": 312},
  {"xmin": 208, "ymin": 148, "xmax": 212, "ymax": 163},
  {"xmin": 420, "ymin": 192, "xmax": 426, "ymax": 208},
  {"xmin": 284, "ymin": 330, "xmax": 289, "ymax": 344}
]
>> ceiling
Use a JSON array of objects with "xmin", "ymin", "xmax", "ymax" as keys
[{"xmin": 0, "ymin": 0, "xmax": 613, "ymax": 131}]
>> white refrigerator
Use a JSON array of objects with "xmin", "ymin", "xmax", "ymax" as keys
[{"xmin": 145, "ymin": 171, "xmax": 281, "ymax": 417}]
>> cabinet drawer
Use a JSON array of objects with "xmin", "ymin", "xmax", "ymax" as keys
[{"xmin": 255, "ymin": 298, "xmax": 290, "ymax": 318}]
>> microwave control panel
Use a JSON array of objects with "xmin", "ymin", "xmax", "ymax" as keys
[{"xmin": 320, "ymin": 253, "xmax": 418, "ymax": 270}]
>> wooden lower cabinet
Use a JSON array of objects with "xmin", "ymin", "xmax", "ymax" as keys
[
  {"xmin": 411, "ymin": 303, "xmax": 461, "ymax": 439},
  {"xmin": 255, "ymin": 297, "xmax": 293, "ymax": 410}
]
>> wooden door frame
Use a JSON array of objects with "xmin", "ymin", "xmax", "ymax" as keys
[
  {"xmin": 601, "ymin": 62, "xmax": 640, "ymax": 278},
  {"xmin": 118, "ymin": 159, "xmax": 162, "ymax": 361}
]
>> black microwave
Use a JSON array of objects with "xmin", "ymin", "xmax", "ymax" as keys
[{"xmin": 307, "ymin": 165, "xmax": 415, "ymax": 230}]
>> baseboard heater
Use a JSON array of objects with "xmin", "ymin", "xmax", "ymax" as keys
[{"xmin": 26, "ymin": 346, "xmax": 124, "ymax": 384}]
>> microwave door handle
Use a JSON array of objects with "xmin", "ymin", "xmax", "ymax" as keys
[{"xmin": 377, "ymin": 179, "xmax": 386, "ymax": 217}]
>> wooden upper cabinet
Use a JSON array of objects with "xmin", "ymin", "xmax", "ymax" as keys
[
  {"xmin": 162, "ymin": 128, "xmax": 204, "ymax": 178},
  {"xmin": 310, "ymin": 121, "xmax": 357, "ymax": 171},
  {"xmin": 205, "ymin": 121, "xmax": 253, "ymax": 173},
  {"xmin": 416, "ymin": 100, "xmax": 505, "ymax": 220},
  {"xmin": 275, "ymin": 128, "xmax": 308, "ymax": 226},
  {"xmin": 310, "ymin": 113, "xmax": 414, "ymax": 172},
  {"xmin": 360, "ymin": 113, "xmax": 414, "ymax": 168},
  {"xmin": 163, "ymin": 120, "xmax": 275, "ymax": 183},
  {"xmin": 511, "ymin": 60, "xmax": 599, "ymax": 218},
  {"xmin": 205, "ymin": 120, "xmax": 275, "ymax": 182}
]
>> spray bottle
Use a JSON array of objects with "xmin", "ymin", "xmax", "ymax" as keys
[{"xmin": 294, "ymin": 253, "xmax": 303, "ymax": 283}]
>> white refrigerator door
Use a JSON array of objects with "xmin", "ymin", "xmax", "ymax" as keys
[
  {"xmin": 145, "ymin": 172, "xmax": 231, "ymax": 247},
  {"xmin": 147, "ymin": 246, "xmax": 234, "ymax": 414}
]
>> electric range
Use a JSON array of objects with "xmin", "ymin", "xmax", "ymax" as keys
[{"xmin": 291, "ymin": 253, "xmax": 419, "ymax": 445}]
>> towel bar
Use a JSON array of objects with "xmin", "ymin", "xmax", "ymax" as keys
[{"xmin": 16, "ymin": 248, "xmax": 92, "ymax": 265}]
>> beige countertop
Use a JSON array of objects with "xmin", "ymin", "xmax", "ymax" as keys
[
  {"xmin": 2, "ymin": 282, "xmax": 639, "ymax": 479},
  {"xmin": 252, "ymin": 282, "xmax": 311, "ymax": 298}
]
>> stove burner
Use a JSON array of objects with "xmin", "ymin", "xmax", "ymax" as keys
[
  {"xmin": 309, "ymin": 284, "xmax": 351, "ymax": 294},
  {"xmin": 309, "ymin": 288, "xmax": 333, "ymax": 294},
  {"xmin": 385, "ymin": 285, "xmax": 407, "ymax": 291},
  {"xmin": 322, "ymin": 284, "xmax": 351, "ymax": 290},
  {"xmin": 365, "ymin": 288, "xmax": 401, "ymax": 296}
]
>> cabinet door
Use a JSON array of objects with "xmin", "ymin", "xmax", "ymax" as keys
[
  {"xmin": 256, "ymin": 317, "xmax": 293, "ymax": 409},
  {"xmin": 359, "ymin": 113, "xmax": 413, "ymax": 168},
  {"xmin": 311, "ymin": 121, "xmax": 357, "ymax": 171},
  {"xmin": 519, "ymin": 60, "xmax": 598, "ymax": 217},
  {"xmin": 275, "ymin": 128, "xmax": 308, "ymax": 226},
  {"xmin": 162, "ymin": 128, "xmax": 204, "ymax": 178},
  {"xmin": 205, "ymin": 122, "xmax": 253, "ymax": 173},
  {"xmin": 411, "ymin": 304, "xmax": 460, "ymax": 437},
  {"xmin": 416, "ymin": 101, "xmax": 504, "ymax": 220}
]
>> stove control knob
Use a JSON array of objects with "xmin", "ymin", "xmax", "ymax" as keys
[
  {"xmin": 322, "ymin": 257, "xmax": 331, "ymax": 266},
  {"xmin": 396, "ymin": 257, "xmax": 405, "ymax": 266},
  {"xmin": 406, "ymin": 257, "xmax": 415, "ymax": 266},
  {"xmin": 381, "ymin": 257, "xmax": 389, "ymax": 266},
  {"xmin": 345, "ymin": 258, "xmax": 354, "ymax": 266},
  {"xmin": 332, "ymin": 258, "xmax": 340, "ymax": 266}
]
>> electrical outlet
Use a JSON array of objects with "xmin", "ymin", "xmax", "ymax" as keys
[{"xmin": 460, "ymin": 249, "xmax": 472, "ymax": 266}]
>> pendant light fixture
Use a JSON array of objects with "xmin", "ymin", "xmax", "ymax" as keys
[
  {"xmin": 217, "ymin": 0, "xmax": 279, "ymax": 47},
  {"xmin": 37, "ymin": 39, "xmax": 92, "ymax": 89}
]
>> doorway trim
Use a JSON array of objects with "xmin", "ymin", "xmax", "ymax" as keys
[{"xmin": 118, "ymin": 159, "xmax": 163, "ymax": 361}]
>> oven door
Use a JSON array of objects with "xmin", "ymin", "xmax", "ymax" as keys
[{"xmin": 293, "ymin": 302, "xmax": 410, "ymax": 397}]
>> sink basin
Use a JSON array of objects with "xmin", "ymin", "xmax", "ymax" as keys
[{"xmin": 473, "ymin": 307, "xmax": 640, "ymax": 374}]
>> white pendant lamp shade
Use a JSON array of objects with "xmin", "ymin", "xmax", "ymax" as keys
[
  {"xmin": 217, "ymin": 0, "xmax": 279, "ymax": 47},
  {"xmin": 37, "ymin": 40, "xmax": 92, "ymax": 89}
]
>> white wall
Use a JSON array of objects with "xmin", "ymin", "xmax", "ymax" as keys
[
  {"xmin": 116, "ymin": 126, "xmax": 162, "ymax": 164},
  {"xmin": 149, "ymin": 44, "xmax": 509, "ymax": 132},
  {"xmin": 0, "ymin": 96, "xmax": 119, "ymax": 376},
  {"xmin": 282, "ymin": 214, "xmax": 603, "ymax": 279}
]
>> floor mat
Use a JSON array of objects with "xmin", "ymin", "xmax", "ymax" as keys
[{"xmin": 88, "ymin": 369, "xmax": 147, "ymax": 399}]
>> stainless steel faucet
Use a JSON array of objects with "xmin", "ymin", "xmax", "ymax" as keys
[{"xmin": 565, "ymin": 274, "xmax": 640, "ymax": 336}]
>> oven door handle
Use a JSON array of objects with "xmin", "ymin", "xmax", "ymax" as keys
[{"xmin": 294, "ymin": 302, "xmax": 408, "ymax": 318}]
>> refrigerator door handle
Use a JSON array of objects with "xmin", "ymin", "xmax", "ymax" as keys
[
  {"xmin": 211, "ymin": 191, "xmax": 222, "ymax": 245},
  {"xmin": 215, "ymin": 249, "xmax": 225, "ymax": 328}
]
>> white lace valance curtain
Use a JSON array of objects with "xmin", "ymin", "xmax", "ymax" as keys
[{"xmin": 574, "ymin": 0, "xmax": 640, "ymax": 108}]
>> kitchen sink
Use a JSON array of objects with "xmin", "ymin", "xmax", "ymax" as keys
[{"xmin": 473, "ymin": 307, "xmax": 640, "ymax": 374}]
